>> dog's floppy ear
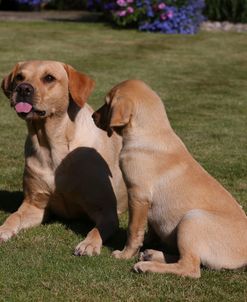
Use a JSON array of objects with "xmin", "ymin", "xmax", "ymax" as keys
[
  {"xmin": 109, "ymin": 96, "xmax": 132, "ymax": 128},
  {"xmin": 1, "ymin": 63, "xmax": 19, "ymax": 98},
  {"xmin": 64, "ymin": 64, "xmax": 95, "ymax": 107}
]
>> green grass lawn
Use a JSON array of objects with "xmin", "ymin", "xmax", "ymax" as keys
[{"xmin": 0, "ymin": 20, "xmax": 246, "ymax": 301}]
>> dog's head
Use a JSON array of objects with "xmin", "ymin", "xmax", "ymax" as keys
[
  {"xmin": 92, "ymin": 80, "xmax": 136, "ymax": 137},
  {"xmin": 1, "ymin": 60, "xmax": 95, "ymax": 120}
]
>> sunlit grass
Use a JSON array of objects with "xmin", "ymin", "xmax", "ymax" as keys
[{"xmin": 0, "ymin": 20, "xmax": 246, "ymax": 301}]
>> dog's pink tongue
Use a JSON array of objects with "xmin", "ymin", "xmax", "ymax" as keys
[{"xmin": 15, "ymin": 102, "xmax": 32, "ymax": 113}]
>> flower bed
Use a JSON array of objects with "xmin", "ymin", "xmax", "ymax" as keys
[
  {"xmin": 0, "ymin": 0, "xmax": 42, "ymax": 10},
  {"xmin": 87, "ymin": 0, "xmax": 205, "ymax": 34}
]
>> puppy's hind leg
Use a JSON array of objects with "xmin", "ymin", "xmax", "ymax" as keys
[
  {"xmin": 134, "ymin": 249, "xmax": 201, "ymax": 278},
  {"xmin": 134, "ymin": 209, "xmax": 247, "ymax": 277},
  {"xmin": 139, "ymin": 249, "xmax": 179, "ymax": 264},
  {"xmin": 139, "ymin": 249, "xmax": 166, "ymax": 263},
  {"xmin": 134, "ymin": 253, "xmax": 201, "ymax": 278},
  {"xmin": 134, "ymin": 210, "xmax": 208, "ymax": 278}
]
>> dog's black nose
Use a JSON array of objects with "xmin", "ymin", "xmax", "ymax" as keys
[{"xmin": 16, "ymin": 83, "xmax": 34, "ymax": 98}]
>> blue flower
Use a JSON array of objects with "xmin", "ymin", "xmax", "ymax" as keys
[
  {"xmin": 87, "ymin": 0, "xmax": 205, "ymax": 34},
  {"xmin": 17, "ymin": 0, "xmax": 41, "ymax": 4}
]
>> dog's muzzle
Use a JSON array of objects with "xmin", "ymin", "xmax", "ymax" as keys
[{"xmin": 14, "ymin": 83, "xmax": 46, "ymax": 118}]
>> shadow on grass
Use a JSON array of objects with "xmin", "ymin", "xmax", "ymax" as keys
[
  {"xmin": 68, "ymin": 217, "xmax": 127, "ymax": 252},
  {"xmin": 0, "ymin": 190, "xmax": 126, "ymax": 251},
  {"xmin": 52, "ymin": 214, "xmax": 127, "ymax": 252},
  {"xmin": 45, "ymin": 11, "xmax": 104, "ymax": 23},
  {"xmin": 45, "ymin": 13, "xmax": 121, "ymax": 33},
  {"xmin": 0, "ymin": 190, "xmax": 23, "ymax": 213},
  {"xmin": 0, "ymin": 10, "xmax": 104, "ymax": 23}
]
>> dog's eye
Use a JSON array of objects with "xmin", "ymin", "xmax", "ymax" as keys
[
  {"xmin": 15, "ymin": 74, "xmax": 24, "ymax": 82},
  {"xmin": 43, "ymin": 74, "xmax": 56, "ymax": 83}
]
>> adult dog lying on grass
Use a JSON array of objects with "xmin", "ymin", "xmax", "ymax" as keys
[
  {"xmin": 93, "ymin": 79, "xmax": 247, "ymax": 278},
  {"xmin": 0, "ymin": 60, "xmax": 127, "ymax": 256}
]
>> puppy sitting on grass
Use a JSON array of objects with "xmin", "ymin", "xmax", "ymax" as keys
[{"xmin": 92, "ymin": 79, "xmax": 247, "ymax": 278}]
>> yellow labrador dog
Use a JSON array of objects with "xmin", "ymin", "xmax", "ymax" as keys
[
  {"xmin": 0, "ymin": 61, "xmax": 127, "ymax": 256},
  {"xmin": 93, "ymin": 79, "xmax": 247, "ymax": 277}
]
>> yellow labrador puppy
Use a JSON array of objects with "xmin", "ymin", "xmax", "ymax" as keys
[
  {"xmin": 93, "ymin": 79, "xmax": 247, "ymax": 277},
  {"xmin": 1, "ymin": 61, "xmax": 127, "ymax": 256}
]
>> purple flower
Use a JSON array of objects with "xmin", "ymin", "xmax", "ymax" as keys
[
  {"xmin": 167, "ymin": 11, "xmax": 173, "ymax": 19},
  {"xmin": 160, "ymin": 13, "xmax": 167, "ymax": 21},
  {"xmin": 117, "ymin": 9, "xmax": 127, "ymax": 16},
  {"xmin": 127, "ymin": 6, "xmax": 134, "ymax": 14},
  {"xmin": 116, "ymin": 0, "xmax": 127, "ymax": 7},
  {"xmin": 158, "ymin": 3, "xmax": 166, "ymax": 10}
]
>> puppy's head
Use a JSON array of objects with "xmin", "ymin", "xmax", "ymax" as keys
[
  {"xmin": 92, "ymin": 81, "xmax": 134, "ymax": 137},
  {"xmin": 1, "ymin": 61, "xmax": 95, "ymax": 120}
]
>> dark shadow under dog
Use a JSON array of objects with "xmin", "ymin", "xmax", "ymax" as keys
[{"xmin": 0, "ymin": 147, "xmax": 126, "ymax": 251}]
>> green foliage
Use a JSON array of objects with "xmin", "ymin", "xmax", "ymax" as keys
[
  {"xmin": 205, "ymin": 0, "xmax": 247, "ymax": 23},
  {"xmin": 0, "ymin": 20, "xmax": 247, "ymax": 301}
]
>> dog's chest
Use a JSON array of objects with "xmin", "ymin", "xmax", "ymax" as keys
[
  {"xmin": 147, "ymin": 184, "xmax": 186, "ymax": 243},
  {"xmin": 148, "ymin": 198, "xmax": 177, "ymax": 238},
  {"xmin": 120, "ymin": 147, "xmax": 179, "ymax": 241},
  {"xmin": 26, "ymin": 155, "xmax": 56, "ymax": 192},
  {"xmin": 41, "ymin": 165, "xmax": 55, "ymax": 190},
  {"xmin": 119, "ymin": 148, "xmax": 149, "ymax": 187},
  {"xmin": 26, "ymin": 142, "xmax": 68, "ymax": 193}
]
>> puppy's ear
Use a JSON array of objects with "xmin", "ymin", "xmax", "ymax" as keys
[
  {"xmin": 1, "ymin": 64, "xmax": 19, "ymax": 98},
  {"xmin": 109, "ymin": 96, "xmax": 132, "ymax": 128},
  {"xmin": 64, "ymin": 64, "xmax": 95, "ymax": 107}
]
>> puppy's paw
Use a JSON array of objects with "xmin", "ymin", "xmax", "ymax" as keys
[
  {"xmin": 133, "ymin": 261, "xmax": 152, "ymax": 273},
  {"xmin": 0, "ymin": 226, "xmax": 16, "ymax": 243},
  {"xmin": 74, "ymin": 239, "xmax": 102, "ymax": 257},
  {"xmin": 112, "ymin": 249, "xmax": 130, "ymax": 259},
  {"xmin": 139, "ymin": 249, "xmax": 165, "ymax": 263},
  {"xmin": 112, "ymin": 249, "xmax": 136, "ymax": 259}
]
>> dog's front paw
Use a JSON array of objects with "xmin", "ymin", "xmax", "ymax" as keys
[
  {"xmin": 74, "ymin": 239, "xmax": 102, "ymax": 257},
  {"xmin": 112, "ymin": 248, "xmax": 136, "ymax": 259},
  {"xmin": 0, "ymin": 226, "xmax": 16, "ymax": 243},
  {"xmin": 133, "ymin": 261, "xmax": 152, "ymax": 273},
  {"xmin": 139, "ymin": 249, "xmax": 165, "ymax": 263}
]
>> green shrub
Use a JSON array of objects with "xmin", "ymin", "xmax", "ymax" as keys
[{"xmin": 204, "ymin": 0, "xmax": 247, "ymax": 23}]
